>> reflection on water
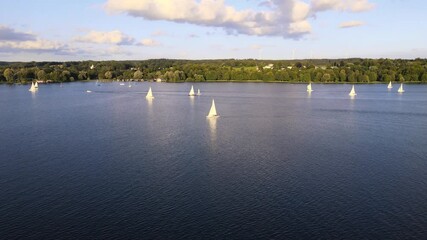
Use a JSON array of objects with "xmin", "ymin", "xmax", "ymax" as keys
[
  {"xmin": 207, "ymin": 116, "xmax": 218, "ymax": 152},
  {"xmin": 146, "ymin": 97, "xmax": 153, "ymax": 114},
  {"xmin": 30, "ymin": 91, "xmax": 37, "ymax": 99},
  {"xmin": 189, "ymin": 95, "xmax": 195, "ymax": 107},
  {"xmin": 207, "ymin": 116, "xmax": 217, "ymax": 143}
]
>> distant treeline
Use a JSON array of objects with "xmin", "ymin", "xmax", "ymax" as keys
[{"xmin": 1, "ymin": 58, "xmax": 427, "ymax": 84}]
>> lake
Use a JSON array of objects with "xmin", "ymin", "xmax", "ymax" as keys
[{"xmin": 1, "ymin": 82, "xmax": 426, "ymax": 239}]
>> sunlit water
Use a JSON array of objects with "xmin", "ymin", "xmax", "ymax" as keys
[{"xmin": 1, "ymin": 82, "xmax": 426, "ymax": 239}]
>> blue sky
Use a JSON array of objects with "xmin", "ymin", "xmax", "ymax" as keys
[{"xmin": 0, "ymin": 0, "xmax": 426, "ymax": 61}]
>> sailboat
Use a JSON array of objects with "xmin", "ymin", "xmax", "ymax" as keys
[
  {"xmin": 307, "ymin": 82, "xmax": 313, "ymax": 92},
  {"xmin": 349, "ymin": 85, "xmax": 357, "ymax": 96},
  {"xmin": 146, "ymin": 87, "xmax": 154, "ymax": 99},
  {"xmin": 188, "ymin": 85, "xmax": 196, "ymax": 96},
  {"xmin": 206, "ymin": 99, "xmax": 218, "ymax": 118},
  {"xmin": 28, "ymin": 82, "xmax": 36, "ymax": 92},
  {"xmin": 34, "ymin": 82, "xmax": 39, "ymax": 88},
  {"xmin": 398, "ymin": 83, "xmax": 405, "ymax": 93},
  {"xmin": 197, "ymin": 89, "xmax": 201, "ymax": 96},
  {"xmin": 387, "ymin": 81, "xmax": 392, "ymax": 89}
]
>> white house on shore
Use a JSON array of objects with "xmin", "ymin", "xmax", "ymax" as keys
[{"xmin": 263, "ymin": 64, "xmax": 274, "ymax": 69}]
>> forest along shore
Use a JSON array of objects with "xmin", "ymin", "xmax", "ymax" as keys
[{"xmin": 1, "ymin": 58, "xmax": 427, "ymax": 84}]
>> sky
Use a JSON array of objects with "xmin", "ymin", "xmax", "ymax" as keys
[{"xmin": 0, "ymin": 0, "xmax": 426, "ymax": 61}]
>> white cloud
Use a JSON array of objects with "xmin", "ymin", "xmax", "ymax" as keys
[
  {"xmin": 105, "ymin": 0, "xmax": 314, "ymax": 38},
  {"xmin": 339, "ymin": 20, "xmax": 364, "ymax": 28},
  {"xmin": 138, "ymin": 38, "xmax": 160, "ymax": 47},
  {"xmin": 311, "ymin": 0, "xmax": 374, "ymax": 12},
  {"xmin": 104, "ymin": 0, "xmax": 373, "ymax": 39},
  {"xmin": 0, "ymin": 25, "xmax": 36, "ymax": 41},
  {"xmin": 75, "ymin": 30, "xmax": 134, "ymax": 45},
  {"xmin": 0, "ymin": 39, "xmax": 63, "ymax": 51},
  {"xmin": 0, "ymin": 25, "xmax": 72, "ymax": 54}
]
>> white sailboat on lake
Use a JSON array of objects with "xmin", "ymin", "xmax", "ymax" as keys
[
  {"xmin": 387, "ymin": 81, "xmax": 393, "ymax": 89},
  {"xmin": 146, "ymin": 87, "xmax": 154, "ymax": 99},
  {"xmin": 307, "ymin": 82, "xmax": 313, "ymax": 92},
  {"xmin": 188, "ymin": 85, "xmax": 196, "ymax": 96},
  {"xmin": 207, "ymin": 99, "xmax": 218, "ymax": 118},
  {"xmin": 398, "ymin": 83, "xmax": 405, "ymax": 93},
  {"xmin": 34, "ymin": 82, "xmax": 39, "ymax": 88},
  {"xmin": 349, "ymin": 85, "xmax": 357, "ymax": 96},
  {"xmin": 28, "ymin": 82, "xmax": 37, "ymax": 92},
  {"xmin": 197, "ymin": 89, "xmax": 201, "ymax": 96}
]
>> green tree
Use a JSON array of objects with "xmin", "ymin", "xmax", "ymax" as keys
[
  {"xmin": 300, "ymin": 72, "xmax": 311, "ymax": 82},
  {"xmin": 17, "ymin": 69, "xmax": 29, "ymax": 82},
  {"xmin": 105, "ymin": 71, "xmax": 113, "ymax": 79},
  {"xmin": 50, "ymin": 70, "xmax": 61, "ymax": 81},
  {"xmin": 3, "ymin": 68, "xmax": 14, "ymax": 83},
  {"xmin": 61, "ymin": 70, "xmax": 71, "ymax": 82},
  {"xmin": 262, "ymin": 71, "xmax": 275, "ymax": 81},
  {"xmin": 194, "ymin": 74, "xmax": 205, "ymax": 82},
  {"xmin": 123, "ymin": 70, "xmax": 133, "ymax": 80},
  {"xmin": 339, "ymin": 70, "xmax": 347, "ymax": 82},
  {"xmin": 367, "ymin": 71, "xmax": 377, "ymax": 82},
  {"xmin": 348, "ymin": 71, "xmax": 356, "ymax": 82},
  {"xmin": 78, "ymin": 71, "xmax": 87, "ymax": 80},
  {"xmin": 37, "ymin": 70, "xmax": 46, "ymax": 81},
  {"xmin": 133, "ymin": 70, "xmax": 143, "ymax": 80},
  {"xmin": 321, "ymin": 73, "xmax": 331, "ymax": 82}
]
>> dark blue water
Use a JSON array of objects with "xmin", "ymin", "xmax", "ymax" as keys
[{"xmin": 1, "ymin": 82, "xmax": 426, "ymax": 239}]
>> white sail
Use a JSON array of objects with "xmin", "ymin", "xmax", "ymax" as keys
[
  {"xmin": 398, "ymin": 83, "xmax": 405, "ymax": 93},
  {"xmin": 146, "ymin": 87, "xmax": 154, "ymax": 99},
  {"xmin": 28, "ymin": 82, "xmax": 36, "ymax": 92},
  {"xmin": 189, "ymin": 85, "xmax": 195, "ymax": 96},
  {"xmin": 307, "ymin": 82, "xmax": 313, "ymax": 92},
  {"xmin": 349, "ymin": 85, "xmax": 357, "ymax": 96},
  {"xmin": 197, "ymin": 89, "xmax": 201, "ymax": 96},
  {"xmin": 387, "ymin": 81, "xmax": 392, "ymax": 89},
  {"xmin": 207, "ymin": 99, "xmax": 218, "ymax": 118},
  {"xmin": 34, "ymin": 82, "xmax": 39, "ymax": 88}
]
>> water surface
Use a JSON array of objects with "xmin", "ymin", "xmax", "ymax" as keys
[{"xmin": 1, "ymin": 82, "xmax": 426, "ymax": 239}]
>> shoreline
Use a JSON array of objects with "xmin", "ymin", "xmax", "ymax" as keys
[{"xmin": 2, "ymin": 80, "xmax": 425, "ymax": 85}]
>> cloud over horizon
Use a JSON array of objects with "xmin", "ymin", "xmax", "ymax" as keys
[
  {"xmin": 311, "ymin": 0, "xmax": 374, "ymax": 13},
  {"xmin": 339, "ymin": 20, "xmax": 364, "ymax": 28},
  {"xmin": 0, "ymin": 25, "xmax": 72, "ymax": 54},
  {"xmin": 0, "ymin": 25, "xmax": 36, "ymax": 42},
  {"xmin": 104, "ymin": 0, "xmax": 374, "ymax": 39},
  {"xmin": 75, "ymin": 30, "xmax": 135, "ymax": 45},
  {"xmin": 138, "ymin": 38, "xmax": 161, "ymax": 47},
  {"xmin": 105, "ymin": 0, "xmax": 312, "ymax": 38}
]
